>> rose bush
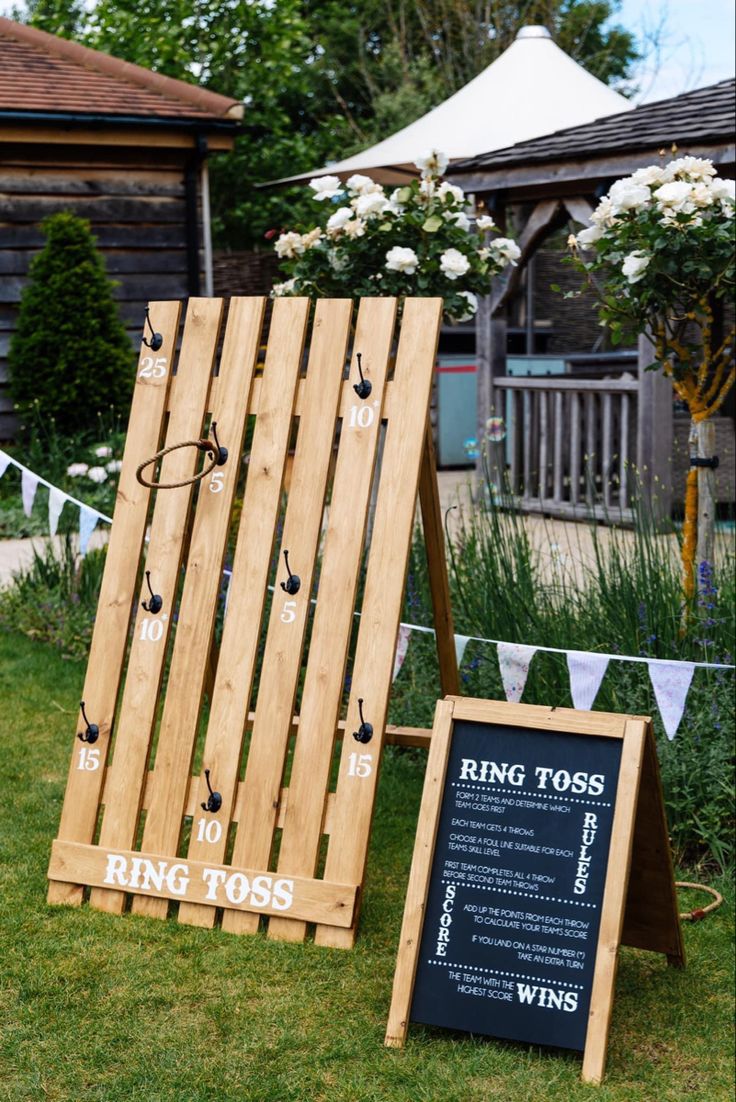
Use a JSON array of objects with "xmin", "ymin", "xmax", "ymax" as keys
[
  {"xmin": 570, "ymin": 155, "xmax": 735, "ymax": 600},
  {"xmin": 272, "ymin": 150, "xmax": 520, "ymax": 321}
]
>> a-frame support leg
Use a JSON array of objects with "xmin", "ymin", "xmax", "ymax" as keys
[{"xmin": 418, "ymin": 420, "xmax": 459, "ymax": 697}]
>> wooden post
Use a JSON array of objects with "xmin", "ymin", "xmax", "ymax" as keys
[
  {"xmin": 476, "ymin": 290, "xmax": 506, "ymax": 492},
  {"xmin": 696, "ymin": 419, "xmax": 717, "ymax": 574},
  {"xmin": 637, "ymin": 333, "xmax": 673, "ymax": 523}
]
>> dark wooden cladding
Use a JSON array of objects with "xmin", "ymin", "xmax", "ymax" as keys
[{"xmin": 0, "ymin": 150, "xmax": 194, "ymax": 439}]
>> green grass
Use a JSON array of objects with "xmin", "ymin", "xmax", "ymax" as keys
[{"xmin": 0, "ymin": 628, "xmax": 733, "ymax": 1101}]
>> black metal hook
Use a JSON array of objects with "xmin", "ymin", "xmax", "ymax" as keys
[
  {"xmin": 352, "ymin": 698, "xmax": 373, "ymax": 743},
  {"xmin": 141, "ymin": 570, "xmax": 163, "ymax": 614},
  {"xmin": 77, "ymin": 700, "xmax": 99, "ymax": 744},
  {"xmin": 279, "ymin": 549, "xmax": 301, "ymax": 595},
  {"xmin": 142, "ymin": 306, "xmax": 163, "ymax": 352},
  {"xmin": 353, "ymin": 352, "xmax": 372, "ymax": 400},
  {"xmin": 201, "ymin": 769, "xmax": 222, "ymax": 813},
  {"xmin": 207, "ymin": 421, "xmax": 228, "ymax": 466}
]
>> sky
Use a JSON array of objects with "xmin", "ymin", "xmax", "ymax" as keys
[{"xmin": 614, "ymin": 0, "xmax": 736, "ymax": 102}]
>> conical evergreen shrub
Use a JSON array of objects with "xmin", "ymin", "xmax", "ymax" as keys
[{"xmin": 8, "ymin": 212, "xmax": 135, "ymax": 436}]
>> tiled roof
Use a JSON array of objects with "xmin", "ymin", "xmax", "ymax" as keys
[
  {"xmin": 0, "ymin": 16, "xmax": 242, "ymax": 122},
  {"xmin": 452, "ymin": 79, "xmax": 735, "ymax": 172}
]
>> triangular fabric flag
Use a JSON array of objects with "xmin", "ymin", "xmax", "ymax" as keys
[
  {"xmin": 392, "ymin": 624, "xmax": 412, "ymax": 682},
  {"xmin": 0, "ymin": 452, "xmax": 11, "ymax": 480},
  {"xmin": 566, "ymin": 650, "xmax": 610, "ymax": 710},
  {"xmin": 21, "ymin": 469, "xmax": 39, "ymax": 517},
  {"xmin": 48, "ymin": 486, "xmax": 66, "ymax": 537},
  {"xmin": 79, "ymin": 505, "xmax": 99, "ymax": 555},
  {"xmin": 648, "ymin": 660, "xmax": 695, "ymax": 740},
  {"xmin": 454, "ymin": 634, "xmax": 472, "ymax": 668},
  {"xmin": 497, "ymin": 642, "xmax": 537, "ymax": 703}
]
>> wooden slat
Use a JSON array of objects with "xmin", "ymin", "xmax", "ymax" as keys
[
  {"xmin": 620, "ymin": 394, "xmax": 630, "ymax": 510},
  {"xmin": 131, "ymin": 298, "xmax": 265, "ymax": 921},
  {"xmin": 602, "ymin": 393, "xmax": 613, "ymax": 509},
  {"xmin": 553, "ymin": 391, "xmax": 564, "ymax": 503},
  {"xmin": 49, "ymin": 842, "xmax": 357, "ymax": 928},
  {"xmin": 509, "ymin": 390, "xmax": 520, "ymax": 494},
  {"xmin": 522, "ymin": 390, "xmax": 532, "ymax": 495},
  {"xmin": 261, "ymin": 298, "xmax": 396, "ymax": 943},
  {"xmin": 570, "ymin": 392, "xmax": 581, "ymax": 506},
  {"xmin": 47, "ymin": 300, "xmax": 180, "ymax": 907},
  {"xmin": 173, "ymin": 296, "xmax": 308, "ymax": 930},
  {"xmin": 418, "ymin": 421, "xmax": 459, "ymax": 697},
  {"xmin": 582, "ymin": 718, "xmax": 646, "ymax": 1083},
  {"xmin": 89, "ymin": 298, "xmax": 222, "ymax": 915},
  {"xmin": 314, "ymin": 297, "xmax": 443, "ymax": 948},
  {"xmin": 585, "ymin": 392, "xmax": 596, "ymax": 505},
  {"xmin": 539, "ymin": 389, "xmax": 548, "ymax": 500},
  {"xmin": 447, "ymin": 697, "xmax": 629, "ymax": 739},
  {"xmin": 385, "ymin": 699, "xmax": 455, "ymax": 1047},
  {"xmin": 217, "ymin": 298, "xmax": 358, "ymax": 938}
]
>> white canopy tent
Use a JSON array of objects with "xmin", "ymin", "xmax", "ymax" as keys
[{"xmin": 273, "ymin": 26, "xmax": 632, "ymax": 186}]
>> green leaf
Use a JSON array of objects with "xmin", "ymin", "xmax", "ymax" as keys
[{"xmin": 422, "ymin": 215, "xmax": 443, "ymax": 233}]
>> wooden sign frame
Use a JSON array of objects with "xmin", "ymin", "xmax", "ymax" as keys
[
  {"xmin": 385, "ymin": 696, "xmax": 684, "ymax": 1083},
  {"xmin": 48, "ymin": 295, "xmax": 458, "ymax": 948}
]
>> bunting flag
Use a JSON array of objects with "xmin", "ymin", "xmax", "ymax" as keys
[
  {"xmin": 392, "ymin": 624, "xmax": 412, "ymax": 682},
  {"xmin": 0, "ymin": 453, "xmax": 10, "ymax": 480},
  {"xmin": 454, "ymin": 634, "xmax": 472, "ymax": 668},
  {"xmin": 566, "ymin": 650, "xmax": 610, "ymax": 711},
  {"xmin": 648, "ymin": 660, "xmax": 696, "ymax": 740},
  {"xmin": 48, "ymin": 487, "xmax": 66, "ymax": 537},
  {"xmin": 21, "ymin": 469, "xmax": 39, "ymax": 518},
  {"xmin": 79, "ymin": 505, "xmax": 99, "ymax": 556},
  {"xmin": 497, "ymin": 642, "xmax": 537, "ymax": 703}
]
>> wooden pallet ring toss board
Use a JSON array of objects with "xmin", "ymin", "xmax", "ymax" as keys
[
  {"xmin": 385, "ymin": 697, "xmax": 684, "ymax": 1084},
  {"xmin": 48, "ymin": 293, "xmax": 459, "ymax": 947}
]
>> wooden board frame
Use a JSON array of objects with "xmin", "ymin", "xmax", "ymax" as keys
[
  {"xmin": 385, "ymin": 696, "xmax": 684, "ymax": 1083},
  {"xmin": 48, "ymin": 295, "xmax": 458, "ymax": 947}
]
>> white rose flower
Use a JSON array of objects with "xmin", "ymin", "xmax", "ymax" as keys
[
  {"xmin": 94, "ymin": 445, "xmax": 112, "ymax": 458},
  {"xmin": 445, "ymin": 210, "xmax": 471, "ymax": 232},
  {"xmin": 343, "ymin": 218, "xmax": 366, "ymax": 238},
  {"xmin": 106, "ymin": 459, "xmax": 122, "ymax": 474},
  {"xmin": 418, "ymin": 178, "xmax": 436, "ymax": 200},
  {"xmin": 275, "ymin": 231, "xmax": 304, "ymax": 259},
  {"xmin": 576, "ymin": 224, "xmax": 604, "ymax": 248},
  {"xmin": 388, "ymin": 188, "xmax": 407, "ymax": 213},
  {"xmin": 346, "ymin": 174, "xmax": 382, "ymax": 196},
  {"xmin": 309, "ymin": 175, "xmax": 343, "ymax": 200},
  {"xmin": 490, "ymin": 237, "xmax": 521, "ymax": 265},
  {"xmin": 437, "ymin": 181, "xmax": 464, "ymax": 204},
  {"xmin": 653, "ymin": 180, "xmax": 693, "ymax": 211},
  {"xmin": 690, "ymin": 182, "xmax": 715, "ymax": 209},
  {"xmin": 475, "ymin": 214, "xmax": 496, "ymax": 232},
  {"xmin": 385, "ymin": 246, "xmax": 419, "ymax": 275},
  {"xmin": 301, "ymin": 227, "xmax": 322, "ymax": 249},
  {"xmin": 66, "ymin": 462, "xmax": 89, "ymax": 477},
  {"xmin": 590, "ymin": 196, "xmax": 617, "ymax": 226},
  {"xmin": 414, "ymin": 149, "xmax": 449, "ymax": 178},
  {"xmin": 710, "ymin": 177, "xmax": 736, "ymax": 203},
  {"xmin": 355, "ymin": 192, "xmax": 390, "ymax": 218},
  {"xmin": 326, "ymin": 207, "xmax": 354, "ymax": 234},
  {"xmin": 455, "ymin": 291, "xmax": 478, "ymax": 321},
  {"xmin": 440, "ymin": 247, "xmax": 471, "ymax": 280},
  {"xmin": 630, "ymin": 165, "xmax": 671, "ymax": 187},
  {"xmin": 273, "ymin": 278, "xmax": 297, "ymax": 296},
  {"xmin": 622, "ymin": 250, "xmax": 651, "ymax": 283},
  {"xmin": 87, "ymin": 466, "xmax": 108, "ymax": 483},
  {"xmin": 669, "ymin": 156, "xmax": 716, "ymax": 181},
  {"xmin": 608, "ymin": 178, "xmax": 651, "ymax": 213}
]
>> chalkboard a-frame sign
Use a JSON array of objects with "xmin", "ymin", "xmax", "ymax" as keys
[{"xmin": 385, "ymin": 697, "xmax": 684, "ymax": 1084}]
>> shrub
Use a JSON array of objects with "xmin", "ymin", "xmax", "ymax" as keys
[{"xmin": 8, "ymin": 212, "xmax": 135, "ymax": 436}]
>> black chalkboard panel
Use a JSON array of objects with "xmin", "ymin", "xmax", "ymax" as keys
[{"xmin": 410, "ymin": 720, "xmax": 622, "ymax": 1051}]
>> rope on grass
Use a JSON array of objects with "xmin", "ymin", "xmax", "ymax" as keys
[
  {"xmin": 676, "ymin": 881, "xmax": 723, "ymax": 922},
  {"xmin": 135, "ymin": 438, "xmax": 220, "ymax": 490}
]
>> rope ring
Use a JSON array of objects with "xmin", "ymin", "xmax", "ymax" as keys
[
  {"xmin": 676, "ymin": 881, "xmax": 724, "ymax": 922},
  {"xmin": 136, "ymin": 438, "xmax": 220, "ymax": 490}
]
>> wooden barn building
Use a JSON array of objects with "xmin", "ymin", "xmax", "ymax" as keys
[{"xmin": 0, "ymin": 16, "xmax": 241, "ymax": 438}]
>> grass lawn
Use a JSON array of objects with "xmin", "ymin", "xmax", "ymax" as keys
[{"xmin": 0, "ymin": 627, "xmax": 733, "ymax": 1102}]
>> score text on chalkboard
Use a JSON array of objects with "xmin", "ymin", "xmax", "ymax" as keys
[{"xmin": 385, "ymin": 697, "xmax": 684, "ymax": 1084}]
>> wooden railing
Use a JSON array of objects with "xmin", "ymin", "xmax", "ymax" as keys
[{"xmin": 496, "ymin": 375, "xmax": 638, "ymax": 520}]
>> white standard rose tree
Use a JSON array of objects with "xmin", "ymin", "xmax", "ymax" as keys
[
  {"xmin": 570, "ymin": 155, "xmax": 735, "ymax": 601},
  {"xmin": 271, "ymin": 150, "xmax": 520, "ymax": 323}
]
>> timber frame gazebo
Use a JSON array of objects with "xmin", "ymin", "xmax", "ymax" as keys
[{"xmin": 449, "ymin": 78, "xmax": 736, "ymax": 521}]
